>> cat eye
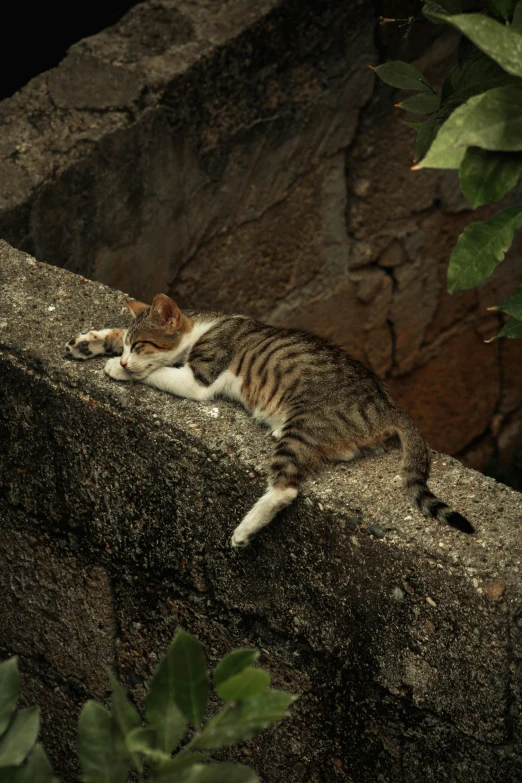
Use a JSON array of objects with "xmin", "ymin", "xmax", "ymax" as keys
[{"xmin": 131, "ymin": 340, "xmax": 163, "ymax": 351}]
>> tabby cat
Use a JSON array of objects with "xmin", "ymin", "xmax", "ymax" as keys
[{"xmin": 66, "ymin": 294, "xmax": 474, "ymax": 547}]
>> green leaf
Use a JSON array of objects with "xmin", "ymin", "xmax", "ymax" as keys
[
  {"xmin": 217, "ymin": 669, "xmax": 271, "ymax": 703},
  {"xmin": 145, "ymin": 640, "xmax": 190, "ymax": 752},
  {"xmin": 441, "ymin": 64, "xmax": 461, "ymax": 101},
  {"xmin": 413, "ymin": 116, "xmax": 444, "ymax": 161},
  {"xmin": 0, "ymin": 708, "xmax": 39, "ymax": 769},
  {"xmin": 192, "ymin": 690, "xmax": 296, "ymax": 750},
  {"xmin": 149, "ymin": 630, "xmax": 209, "ymax": 730},
  {"xmin": 459, "ymin": 147, "xmax": 522, "ymax": 207},
  {"xmin": 404, "ymin": 121, "xmax": 424, "ymax": 132},
  {"xmin": 437, "ymin": 51, "xmax": 520, "ymax": 121},
  {"xmin": 447, "ymin": 205, "xmax": 522, "ymax": 292},
  {"xmin": 125, "ymin": 727, "xmax": 154, "ymax": 754},
  {"xmin": 163, "ymin": 763, "xmax": 259, "ymax": 783},
  {"xmin": 495, "ymin": 316, "xmax": 522, "ymax": 338},
  {"xmin": 153, "ymin": 752, "xmax": 210, "ymax": 776},
  {"xmin": 454, "ymin": 51, "xmax": 509, "ymax": 92},
  {"xmin": 0, "ymin": 768, "xmax": 18, "ymax": 783},
  {"xmin": 107, "ymin": 673, "xmax": 141, "ymax": 739},
  {"xmin": 18, "ymin": 746, "xmax": 53, "ymax": 783},
  {"xmin": 125, "ymin": 727, "xmax": 170, "ymax": 764},
  {"xmin": 214, "ymin": 650, "xmax": 260, "ymax": 689},
  {"xmin": 78, "ymin": 701, "xmax": 128, "ymax": 783},
  {"xmin": 487, "ymin": 0, "xmax": 516, "ymax": 22},
  {"xmin": 513, "ymin": 0, "xmax": 522, "ymax": 30},
  {"xmin": 457, "ymin": 84, "xmax": 522, "ymax": 151},
  {"xmin": 418, "ymin": 86, "xmax": 522, "ymax": 168},
  {"xmin": 443, "ymin": 13, "xmax": 522, "ymax": 78},
  {"xmin": 106, "ymin": 673, "xmax": 142, "ymax": 770},
  {"xmin": 145, "ymin": 697, "xmax": 186, "ymax": 755},
  {"xmin": 0, "ymin": 745, "xmax": 53, "ymax": 783},
  {"xmin": 436, "ymin": 76, "xmax": 520, "ymax": 125},
  {"xmin": 0, "ymin": 659, "xmax": 20, "ymax": 737},
  {"xmin": 374, "ymin": 62, "xmax": 433, "ymax": 92},
  {"xmin": 494, "ymin": 285, "xmax": 522, "ymax": 318},
  {"xmin": 397, "ymin": 93, "xmax": 441, "ymax": 114},
  {"xmin": 422, "ymin": 0, "xmax": 462, "ymax": 24}
]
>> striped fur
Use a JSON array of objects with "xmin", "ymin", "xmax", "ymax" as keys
[{"xmin": 66, "ymin": 294, "xmax": 475, "ymax": 546}]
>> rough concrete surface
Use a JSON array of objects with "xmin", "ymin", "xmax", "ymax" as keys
[
  {"xmin": 1, "ymin": 0, "xmax": 520, "ymax": 472},
  {"xmin": 1, "ymin": 241, "xmax": 522, "ymax": 781}
]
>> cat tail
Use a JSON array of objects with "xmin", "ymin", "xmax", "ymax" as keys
[{"xmin": 392, "ymin": 407, "xmax": 475, "ymax": 534}]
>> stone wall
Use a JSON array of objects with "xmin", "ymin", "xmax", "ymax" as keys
[
  {"xmin": 2, "ymin": 242, "xmax": 522, "ymax": 782},
  {"xmin": 0, "ymin": 0, "xmax": 521, "ymax": 475}
]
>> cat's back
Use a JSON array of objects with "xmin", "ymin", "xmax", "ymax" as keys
[{"xmin": 190, "ymin": 310, "xmax": 383, "ymax": 403}]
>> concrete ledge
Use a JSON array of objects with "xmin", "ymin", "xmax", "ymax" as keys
[{"xmin": 1, "ymin": 240, "xmax": 522, "ymax": 782}]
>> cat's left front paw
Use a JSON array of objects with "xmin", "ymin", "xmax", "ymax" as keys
[
  {"xmin": 66, "ymin": 330, "xmax": 107, "ymax": 359},
  {"xmin": 104, "ymin": 357, "xmax": 133, "ymax": 382}
]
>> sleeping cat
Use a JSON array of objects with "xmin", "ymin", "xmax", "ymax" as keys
[{"xmin": 66, "ymin": 293, "xmax": 474, "ymax": 547}]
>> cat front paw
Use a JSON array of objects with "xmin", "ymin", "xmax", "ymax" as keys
[
  {"xmin": 104, "ymin": 357, "xmax": 132, "ymax": 382},
  {"xmin": 65, "ymin": 330, "xmax": 107, "ymax": 360}
]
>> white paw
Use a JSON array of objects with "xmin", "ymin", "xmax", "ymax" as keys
[
  {"xmin": 271, "ymin": 428, "xmax": 283, "ymax": 440},
  {"xmin": 230, "ymin": 524, "xmax": 253, "ymax": 549},
  {"xmin": 65, "ymin": 330, "xmax": 106, "ymax": 360},
  {"xmin": 104, "ymin": 357, "xmax": 132, "ymax": 382}
]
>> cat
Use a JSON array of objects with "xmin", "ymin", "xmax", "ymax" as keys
[{"xmin": 65, "ymin": 293, "xmax": 475, "ymax": 547}]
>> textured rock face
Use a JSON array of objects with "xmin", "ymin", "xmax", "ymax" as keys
[
  {"xmin": 0, "ymin": 0, "xmax": 521, "ymax": 472},
  {"xmin": 2, "ymin": 242, "xmax": 522, "ymax": 783}
]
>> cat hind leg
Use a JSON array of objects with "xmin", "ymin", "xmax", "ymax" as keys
[
  {"xmin": 65, "ymin": 328, "xmax": 125, "ymax": 360},
  {"xmin": 231, "ymin": 434, "xmax": 318, "ymax": 548},
  {"xmin": 231, "ymin": 484, "xmax": 298, "ymax": 548},
  {"xmin": 336, "ymin": 434, "xmax": 401, "ymax": 463}
]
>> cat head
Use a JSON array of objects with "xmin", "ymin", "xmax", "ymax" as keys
[{"xmin": 120, "ymin": 294, "xmax": 189, "ymax": 376}]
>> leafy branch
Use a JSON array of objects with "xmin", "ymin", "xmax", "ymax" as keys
[
  {"xmin": 0, "ymin": 631, "xmax": 296, "ymax": 783},
  {"xmin": 372, "ymin": 0, "xmax": 522, "ymax": 340}
]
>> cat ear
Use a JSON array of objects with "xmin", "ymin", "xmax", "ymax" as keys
[
  {"xmin": 125, "ymin": 298, "xmax": 150, "ymax": 318},
  {"xmin": 151, "ymin": 294, "xmax": 181, "ymax": 332}
]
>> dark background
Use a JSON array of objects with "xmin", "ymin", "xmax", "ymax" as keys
[{"xmin": 0, "ymin": 1, "xmax": 141, "ymax": 101}]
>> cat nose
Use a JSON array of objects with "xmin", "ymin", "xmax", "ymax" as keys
[{"xmin": 120, "ymin": 357, "xmax": 128, "ymax": 367}]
